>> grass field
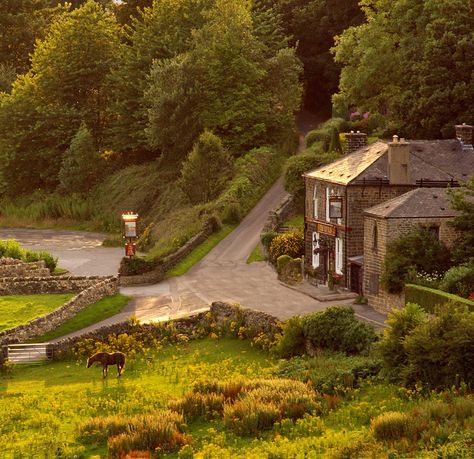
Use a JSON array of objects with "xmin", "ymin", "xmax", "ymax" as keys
[
  {"xmin": 1, "ymin": 337, "xmax": 473, "ymax": 457},
  {"xmin": 284, "ymin": 213, "xmax": 304, "ymax": 229},
  {"xmin": 0, "ymin": 294, "xmax": 74, "ymax": 332},
  {"xmin": 35, "ymin": 294, "xmax": 130, "ymax": 342},
  {"xmin": 246, "ymin": 243, "xmax": 266, "ymax": 264}
]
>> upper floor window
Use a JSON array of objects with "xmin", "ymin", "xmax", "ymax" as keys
[
  {"xmin": 372, "ymin": 223, "xmax": 378, "ymax": 251},
  {"xmin": 313, "ymin": 185, "xmax": 318, "ymax": 219}
]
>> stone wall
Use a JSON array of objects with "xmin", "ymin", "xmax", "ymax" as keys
[
  {"xmin": 119, "ymin": 218, "xmax": 217, "ymax": 286},
  {"xmin": 262, "ymin": 194, "xmax": 295, "ymax": 232},
  {"xmin": 49, "ymin": 301, "xmax": 281, "ymax": 359},
  {"xmin": 0, "ymin": 276, "xmax": 118, "ymax": 345},
  {"xmin": 0, "ymin": 258, "xmax": 50, "ymax": 278},
  {"xmin": 0, "ymin": 275, "xmax": 111, "ymax": 295}
]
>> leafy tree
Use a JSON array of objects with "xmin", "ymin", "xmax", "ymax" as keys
[
  {"xmin": 329, "ymin": 126, "xmax": 342, "ymax": 153},
  {"xmin": 0, "ymin": 0, "xmax": 66, "ymax": 77},
  {"xmin": 0, "ymin": 1, "xmax": 120, "ymax": 194},
  {"xmin": 113, "ymin": 0, "xmax": 153, "ymax": 24},
  {"xmin": 58, "ymin": 122, "xmax": 103, "ymax": 194},
  {"xmin": 275, "ymin": 0, "xmax": 364, "ymax": 113},
  {"xmin": 381, "ymin": 227, "xmax": 452, "ymax": 294},
  {"xmin": 146, "ymin": 0, "xmax": 302, "ymax": 162},
  {"xmin": 333, "ymin": 0, "xmax": 474, "ymax": 138},
  {"xmin": 107, "ymin": 0, "xmax": 215, "ymax": 160},
  {"xmin": 179, "ymin": 130, "xmax": 233, "ymax": 204},
  {"xmin": 448, "ymin": 174, "xmax": 474, "ymax": 264}
]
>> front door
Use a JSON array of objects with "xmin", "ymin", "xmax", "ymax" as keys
[{"xmin": 350, "ymin": 264, "xmax": 362, "ymax": 294}]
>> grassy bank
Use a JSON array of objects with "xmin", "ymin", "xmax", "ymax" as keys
[
  {"xmin": 35, "ymin": 294, "xmax": 130, "ymax": 342},
  {"xmin": 0, "ymin": 294, "xmax": 74, "ymax": 331}
]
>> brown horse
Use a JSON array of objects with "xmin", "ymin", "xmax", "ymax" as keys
[{"xmin": 86, "ymin": 352, "xmax": 126, "ymax": 378}]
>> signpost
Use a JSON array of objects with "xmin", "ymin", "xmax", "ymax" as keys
[{"xmin": 122, "ymin": 212, "xmax": 139, "ymax": 259}]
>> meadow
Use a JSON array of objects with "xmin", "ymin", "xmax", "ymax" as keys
[
  {"xmin": 1, "ymin": 336, "xmax": 473, "ymax": 458},
  {"xmin": 0, "ymin": 294, "xmax": 74, "ymax": 332}
]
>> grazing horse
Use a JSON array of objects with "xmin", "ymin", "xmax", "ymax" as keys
[{"xmin": 86, "ymin": 352, "xmax": 126, "ymax": 378}]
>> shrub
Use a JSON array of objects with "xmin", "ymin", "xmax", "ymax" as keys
[
  {"xmin": 272, "ymin": 316, "xmax": 306, "ymax": 358},
  {"xmin": 381, "ymin": 227, "xmax": 451, "ymax": 293},
  {"xmin": 169, "ymin": 392, "xmax": 225, "ymax": 421},
  {"xmin": 439, "ymin": 263, "xmax": 474, "ymax": 298},
  {"xmin": 371, "ymin": 411, "xmax": 416, "ymax": 441},
  {"xmin": 301, "ymin": 306, "xmax": 377, "ymax": 354},
  {"xmin": 0, "ymin": 239, "xmax": 58, "ymax": 272},
  {"xmin": 119, "ymin": 256, "xmax": 159, "ymax": 276},
  {"xmin": 221, "ymin": 201, "xmax": 242, "ymax": 224},
  {"xmin": 377, "ymin": 303, "xmax": 428, "ymax": 381},
  {"xmin": 405, "ymin": 284, "xmax": 474, "ymax": 313},
  {"xmin": 260, "ymin": 231, "xmax": 279, "ymax": 250},
  {"xmin": 402, "ymin": 304, "xmax": 474, "ymax": 388},
  {"xmin": 269, "ymin": 231, "xmax": 304, "ymax": 263},
  {"xmin": 276, "ymin": 254, "xmax": 292, "ymax": 274}
]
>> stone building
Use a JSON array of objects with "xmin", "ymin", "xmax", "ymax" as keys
[
  {"xmin": 303, "ymin": 125, "xmax": 474, "ymax": 294},
  {"xmin": 363, "ymin": 188, "xmax": 460, "ymax": 312}
]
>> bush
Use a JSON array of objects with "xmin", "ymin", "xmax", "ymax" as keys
[
  {"xmin": 381, "ymin": 227, "xmax": 451, "ymax": 293},
  {"xmin": 269, "ymin": 231, "xmax": 304, "ymax": 263},
  {"xmin": 377, "ymin": 303, "xmax": 428, "ymax": 381},
  {"xmin": 260, "ymin": 231, "xmax": 279, "ymax": 250},
  {"xmin": 276, "ymin": 254, "xmax": 292, "ymax": 274},
  {"xmin": 221, "ymin": 201, "xmax": 242, "ymax": 224},
  {"xmin": 272, "ymin": 316, "xmax": 306, "ymax": 358},
  {"xmin": 439, "ymin": 263, "xmax": 474, "ymax": 298},
  {"xmin": 301, "ymin": 306, "xmax": 377, "ymax": 354},
  {"xmin": 371, "ymin": 411, "xmax": 416, "ymax": 441},
  {"xmin": 169, "ymin": 392, "xmax": 225, "ymax": 421},
  {"xmin": 405, "ymin": 284, "xmax": 474, "ymax": 313},
  {"xmin": 119, "ymin": 256, "xmax": 159, "ymax": 276},
  {"xmin": 402, "ymin": 304, "xmax": 474, "ymax": 388},
  {"xmin": 0, "ymin": 239, "xmax": 58, "ymax": 272}
]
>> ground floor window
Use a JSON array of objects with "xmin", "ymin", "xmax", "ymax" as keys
[
  {"xmin": 335, "ymin": 237, "xmax": 343, "ymax": 274},
  {"xmin": 312, "ymin": 232, "xmax": 320, "ymax": 268}
]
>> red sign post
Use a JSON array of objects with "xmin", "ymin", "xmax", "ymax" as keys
[{"xmin": 122, "ymin": 212, "xmax": 139, "ymax": 259}]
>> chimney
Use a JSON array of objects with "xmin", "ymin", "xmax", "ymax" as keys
[
  {"xmin": 345, "ymin": 131, "xmax": 367, "ymax": 154},
  {"xmin": 388, "ymin": 135, "xmax": 411, "ymax": 184},
  {"xmin": 455, "ymin": 123, "xmax": 473, "ymax": 150}
]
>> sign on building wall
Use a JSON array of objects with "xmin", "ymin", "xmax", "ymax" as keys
[{"xmin": 316, "ymin": 222, "xmax": 336, "ymax": 237}]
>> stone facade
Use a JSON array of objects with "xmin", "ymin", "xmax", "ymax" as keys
[
  {"xmin": 363, "ymin": 215, "xmax": 459, "ymax": 313},
  {"xmin": 0, "ymin": 276, "xmax": 118, "ymax": 345},
  {"xmin": 304, "ymin": 176, "xmax": 414, "ymax": 288},
  {"xmin": 0, "ymin": 258, "xmax": 51, "ymax": 278}
]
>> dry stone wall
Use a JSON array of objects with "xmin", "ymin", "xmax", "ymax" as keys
[
  {"xmin": 0, "ymin": 258, "xmax": 50, "ymax": 278},
  {"xmin": 0, "ymin": 276, "xmax": 119, "ymax": 345}
]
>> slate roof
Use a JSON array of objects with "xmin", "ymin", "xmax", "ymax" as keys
[
  {"xmin": 364, "ymin": 188, "xmax": 458, "ymax": 219},
  {"xmin": 304, "ymin": 139, "xmax": 474, "ymax": 185}
]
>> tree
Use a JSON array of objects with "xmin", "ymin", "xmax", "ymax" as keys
[
  {"xmin": 58, "ymin": 122, "xmax": 103, "ymax": 194},
  {"xmin": 381, "ymin": 227, "xmax": 451, "ymax": 294},
  {"xmin": 333, "ymin": 0, "xmax": 474, "ymax": 138},
  {"xmin": 146, "ymin": 0, "xmax": 302, "ymax": 162},
  {"xmin": 0, "ymin": 1, "xmax": 120, "ymax": 194},
  {"xmin": 448, "ymin": 174, "xmax": 474, "ymax": 264},
  {"xmin": 275, "ymin": 0, "xmax": 364, "ymax": 113},
  {"xmin": 179, "ymin": 131, "xmax": 233, "ymax": 204}
]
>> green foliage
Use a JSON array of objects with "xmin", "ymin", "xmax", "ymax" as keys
[
  {"xmin": 58, "ymin": 122, "xmax": 103, "ymax": 194},
  {"xmin": 272, "ymin": 316, "xmax": 305, "ymax": 358},
  {"xmin": 403, "ymin": 305, "xmax": 474, "ymax": 389},
  {"xmin": 0, "ymin": 293, "xmax": 74, "ymax": 332},
  {"xmin": 333, "ymin": 0, "xmax": 474, "ymax": 138},
  {"xmin": 301, "ymin": 305, "xmax": 377, "ymax": 355},
  {"xmin": 180, "ymin": 131, "xmax": 233, "ymax": 204},
  {"xmin": 371, "ymin": 411, "xmax": 415, "ymax": 441},
  {"xmin": 0, "ymin": 239, "xmax": 57, "ymax": 272},
  {"xmin": 448, "ymin": 174, "xmax": 474, "ymax": 264},
  {"xmin": 275, "ymin": 352, "xmax": 382, "ymax": 394},
  {"xmin": 439, "ymin": 263, "xmax": 474, "ymax": 298},
  {"xmin": 119, "ymin": 256, "xmax": 158, "ymax": 276},
  {"xmin": 405, "ymin": 284, "xmax": 474, "ymax": 313},
  {"xmin": 329, "ymin": 126, "xmax": 342, "ymax": 153},
  {"xmin": 276, "ymin": 254, "xmax": 292, "ymax": 274},
  {"xmin": 377, "ymin": 303, "xmax": 428, "ymax": 381},
  {"xmin": 0, "ymin": 1, "xmax": 120, "ymax": 194},
  {"xmin": 381, "ymin": 227, "xmax": 451, "ymax": 294},
  {"xmin": 268, "ymin": 231, "xmax": 304, "ymax": 262},
  {"xmin": 284, "ymin": 150, "xmax": 340, "ymax": 202},
  {"xmin": 260, "ymin": 231, "xmax": 279, "ymax": 250}
]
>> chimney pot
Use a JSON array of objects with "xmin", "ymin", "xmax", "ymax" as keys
[
  {"xmin": 345, "ymin": 131, "xmax": 368, "ymax": 154},
  {"xmin": 392, "ymin": 135, "xmax": 399, "ymax": 143}
]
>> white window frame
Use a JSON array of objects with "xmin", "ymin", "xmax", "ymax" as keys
[
  {"xmin": 313, "ymin": 185, "xmax": 318, "ymax": 219},
  {"xmin": 335, "ymin": 237, "xmax": 343, "ymax": 275},
  {"xmin": 312, "ymin": 232, "xmax": 320, "ymax": 268},
  {"xmin": 325, "ymin": 187, "xmax": 330, "ymax": 222}
]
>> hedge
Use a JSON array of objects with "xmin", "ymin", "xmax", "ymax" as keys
[{"xmin": 405, "ymin": 284, "xmax": 474, "ymax": 313}]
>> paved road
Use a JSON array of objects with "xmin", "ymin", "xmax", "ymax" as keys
[{"xmin": 0, "ymin": 228, "xmax": 123, "ymax": 276}]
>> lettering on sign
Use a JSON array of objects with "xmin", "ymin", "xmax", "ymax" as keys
[{"xmin": 316, "ymin": 222, "xmax": 336, "ymax": 237}]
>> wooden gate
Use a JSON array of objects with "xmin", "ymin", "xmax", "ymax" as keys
[{"xmin": 7, "ymin": 343, "xmax": 53, "ymax": 364}]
